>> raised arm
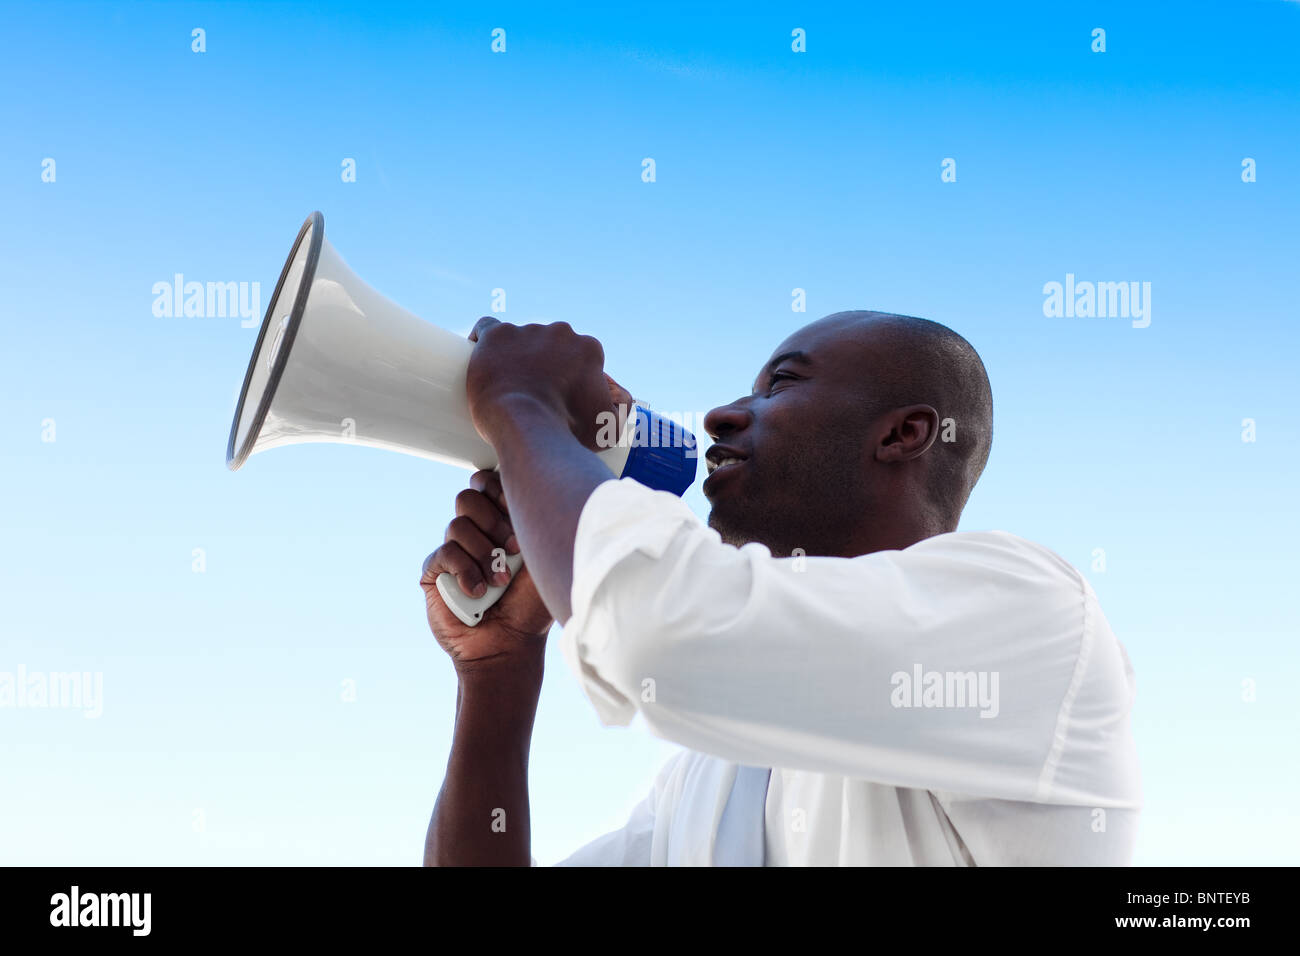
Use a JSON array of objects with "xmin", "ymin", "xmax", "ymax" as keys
[
  {"xmin": 421, "ymin": 319, "xmax": 635, "ymax": 865},
  {"xmin": 463, "ymin": 318, "xmax": 627, "ymax": 625},
  {"xmin": 420, "ymin": 469, "xmax": 554, "ymax": 866}
]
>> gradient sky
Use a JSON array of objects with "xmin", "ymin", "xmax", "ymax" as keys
[{"xmin": 1, "ymin": 0, "xmax": 1298, "ymax": 865}]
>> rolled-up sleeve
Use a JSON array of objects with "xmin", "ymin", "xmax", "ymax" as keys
[{"xmin": 559, "ymin": 478, "xmax": 1140, "ymax": 808}]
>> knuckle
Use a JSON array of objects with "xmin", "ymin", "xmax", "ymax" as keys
[
  {"xmin": 420, "ymin": 551, "xmax": 440, "ymax": 579},
  {"xmin": 425, "ymin": 542, "xmax": 465, "ymax": 578},
  {"xmin": 446, "ymin": 514, "xmax": 476, "ymax": 539},
  {"xmin": 446, "ymin": 546, "xmax": 477, "ymax": 577},
  {"xmin": 470, "ymin": 474, "xmax": 499, "ymax": 501},
  {"xmin": 475, "ymin": 318, "xmax": 506, "ymax": 343}
]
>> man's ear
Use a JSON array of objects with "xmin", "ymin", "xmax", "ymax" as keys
[{"xmin": 874, "ymin": 404, "xmax": 940, "ymax": 463}]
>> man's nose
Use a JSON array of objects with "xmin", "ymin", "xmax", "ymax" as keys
[{"xmin": 703, "ymin": 401, "xmax": 752, "ymax": 442}]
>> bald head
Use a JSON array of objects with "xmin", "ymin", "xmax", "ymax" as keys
[
  {"xmin": 702, "ymin": 310, "xmax": 993, "ymax": 557},
  {"xmin": 825, "ymin": 310, "xmax": 994, "ymax": 526}
]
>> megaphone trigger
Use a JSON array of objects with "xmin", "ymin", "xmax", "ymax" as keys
[
  {"xmin": 429, "ymin": 407, "xmax": 637, "ymax": 626},
  {"xmin": 435, "ymin": 549, "xmax": 526, "ymax": 628}
]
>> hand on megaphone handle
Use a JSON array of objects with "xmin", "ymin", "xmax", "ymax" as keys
[
  {"xmin": 420, "ymin": 469, "xmax": 555, "ymax": 665},
  {"xmin": 466, "ymin": 316, "xmax": 630, "ymax": 451},
  {"xmin": 433, "ymin": 318, "xmax": 633, "ymax": 636}
]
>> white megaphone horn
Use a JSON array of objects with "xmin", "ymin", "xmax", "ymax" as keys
[{"xmin": 228, "ymin": 212, "xmax": 697, "ymax": 626}]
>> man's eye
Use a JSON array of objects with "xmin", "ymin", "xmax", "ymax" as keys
[{"xmin": 767, "ymin": 371, "xmax": 797, "ymax": 393}]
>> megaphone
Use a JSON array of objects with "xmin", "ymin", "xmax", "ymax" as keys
[{"xmin": 228, "ymin": 211, "xmax": 697, "ymax": 626}]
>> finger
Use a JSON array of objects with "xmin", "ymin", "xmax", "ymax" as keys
[
  {"xmin": 578, "ymin": 331, "xmax": 605, "ymax": 366},
  {"xmin": 604, "ymin": 374, "xmax": 634, "ymax": 412},
  {"xmin": 420, "ymin": 542, "xmax": 487, "ymax": 599},
  {"xmin": 446, "ymin": 514, "xmax": 513, "ymax": 587},
  {"xmin": 469, "ymin": 469, "xmax": 508, "ymax": 516},
  {"xmin": 455, "ymin": 486, "xmax": 517, "ymax": 553},
  {"xmin": 468, "ymin": 316, "xmax": 502, "ymax": 343}
]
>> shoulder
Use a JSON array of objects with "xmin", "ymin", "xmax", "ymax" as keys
[
  {"xmin": 900, "ymin": 530, "xmax": 1087, "ymax": 602},
  {"xmin": 911, "ymin": 529, "xmax": 1080, "ymax": 572}
]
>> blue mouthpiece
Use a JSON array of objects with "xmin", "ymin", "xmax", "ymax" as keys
[{"xmin": 617, "ymin": 406, "xmax": 698, "ymax": 497}]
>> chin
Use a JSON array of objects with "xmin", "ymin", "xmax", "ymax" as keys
[
  {"xmin": 707, "ymin": 509, "xmax": 768, "ymax": 550},
  {"xmin": 706, "ymin": 510, "xmax": 743, "ymax": 546}
]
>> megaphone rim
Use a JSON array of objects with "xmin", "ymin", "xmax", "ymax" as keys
[{"xmin": 226, "ymin": 210, "xmax": 326, "ymax": 471}]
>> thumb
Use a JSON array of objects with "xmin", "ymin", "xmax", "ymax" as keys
[
  {"xmin": 604, "ymin": 373, "xmax": 634, "ymax": 412},
  {"xmin": 468, "ymin": 315, "xmax": 503, "ymax": 343}
]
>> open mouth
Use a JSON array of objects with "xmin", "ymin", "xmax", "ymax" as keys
[
  {"xmin": 706, "ymin": 455, "xmax": 744, "ymax": 475},
  {"xmin": 704, "ymin": 445, "xmax": 748, "ymax": 481}
]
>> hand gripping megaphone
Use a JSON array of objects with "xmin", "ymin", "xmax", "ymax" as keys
[{"xmin": 228, "ymin": 212, "xmax": 697, "ymax": 626}]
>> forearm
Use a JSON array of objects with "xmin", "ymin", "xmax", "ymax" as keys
[
  {"xmin": 489, "ymin": 395, "xmax": 615, "ymax": 625},
  {"xmin": 424, "ymin": 653, "xmax": 545, "ymax": 866}
]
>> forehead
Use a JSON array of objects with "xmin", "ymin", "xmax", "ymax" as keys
[{"xmin": 761, "ymin": 316, "xmax": 882, "ymax": 376}]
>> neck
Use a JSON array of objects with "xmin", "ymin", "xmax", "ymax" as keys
[{"xmin": 827, "ymin": 509, "xmax": 954, "ymax": 558}]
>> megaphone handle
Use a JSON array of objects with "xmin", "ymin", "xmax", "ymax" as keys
[
  {"xmin": 434, "ymin": 550, "xmax": 526, "ymax": 628},
  {"xmin": 431, "ymin": 416, "xmax": 638, "ymax": 627}
]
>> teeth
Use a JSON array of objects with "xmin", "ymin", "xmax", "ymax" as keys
[{"xmin": 707, "ymin": 457, "xmax": 742, "ymax": 474}]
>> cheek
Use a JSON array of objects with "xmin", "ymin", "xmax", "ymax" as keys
[
  {"xmin": 762, "ymin": 406, "xmax": 856, "ymax": 488},
  {"xmin": 752, "ymin": 412, "xmax": 819, "ymax": 488}
]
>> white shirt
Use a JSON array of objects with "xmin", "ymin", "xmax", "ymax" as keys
[{"xmin": 550, "ymin": 478, "xmax": 1141, "ymax": 866}]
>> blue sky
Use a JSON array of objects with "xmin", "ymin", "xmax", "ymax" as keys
[{"xmin": 1, "ymin": 0, "xmax": 1297, "ymax": 864}]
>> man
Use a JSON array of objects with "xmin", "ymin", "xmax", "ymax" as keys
[{"xmin": 420, "ymin": 310, "xmax": 1141, "ymax": 866}]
